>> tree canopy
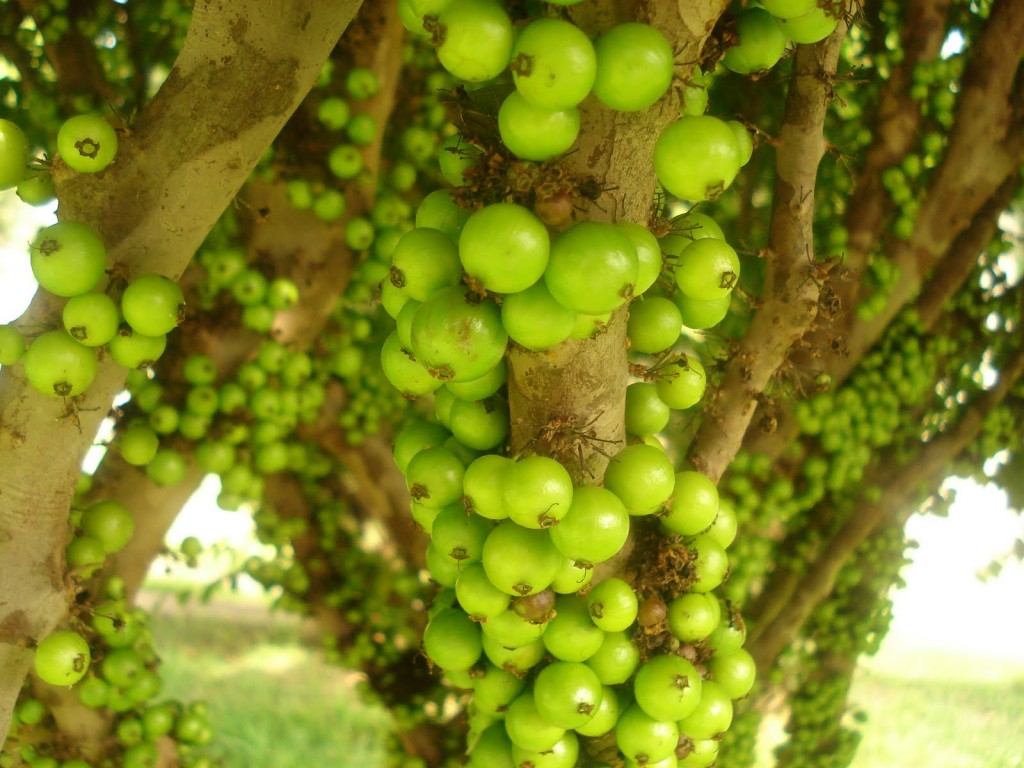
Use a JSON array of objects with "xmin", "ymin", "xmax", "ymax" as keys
[{"xmin": 0, "ymin": 1, "xmax": 1021, "ymax": 767}]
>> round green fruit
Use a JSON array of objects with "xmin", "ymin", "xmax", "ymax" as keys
[
  {"xmin": 592, "ymin": 23, "xmax": 674, "ymax": 112},
  {"xmin": 0, "ymin": 118, "xmax": 30, "ymax": 189},
  {"xmin": 57, "ymin": 115, "xmax": 118, "ymax": 173},
  {"xmin": 30, "ymin": 222, "xmax": 107, "ymax": 298},
  {"xmin": 423, "ymin": 608, "xmax": 482, "ymax": 672},
  {"xmin": 722, "ymin": 8, "xmax": 787, "ymax": 74},
  {"xmin": 435, "ymin": 0, "xmax": 513, "ymax": 82},
  {"xmin": 23, "ymin": 330, "xmax": 97, "ymax": 397},
  {"xmin": 482, "ymin": 521, "xmax": 562, "ymax": 596},
  {"xmin": 410, "ymin": 285, "xmax": 507, "ymax": 383},
  {"xmin": 654, "ymin": 116, "xmax": 742, "ymax": 201},
  {"xmin": 34, "ymin": 630, "xmax": 91, "ymax": 686},
  {"xmin": 459, "ymin": 203, "xmax": 549, "ymax": 294},
  {"xmin": 498, "ymin": 92, "xmax": 580, "ymax": 161},
  {"xmin": 121, "ymin": 274, "xmax": 185, "ymax": 336},
  {"xmin": 511, "ymin": 18, "xmax": 596, "ymax": 110},
  {"xmin": 545, "ymin": 222, "xmax": 638, "ymax": 315},
  {"xmin": 63, "ymin": 292, "xmax": 120, "ymax": 347}
]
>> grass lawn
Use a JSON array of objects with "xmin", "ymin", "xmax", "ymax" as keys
[
  {"xmin": 145, "ymin": 592, "xmax": 1024, "ymax": 768},
  {"xmin": 755, "ymin": 649, "xmax": 1024, "ymax": 768},
  {"xmin": 147, "ymin": 595, "xmax": 392, "ymax": 768},
  {"xmin": 848, "ymin": 652, "xmax": 1024, "ymax": 768}
]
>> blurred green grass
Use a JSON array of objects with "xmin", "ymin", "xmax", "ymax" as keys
[
  {"xmin": 755, "ymin": 651, "xmax": 1024, "ymax": 768},
  {"xmin": 148, "ymin": 598, "xmax": 392, "ymax": 768},
  {"xmin": 848, "ymin": 658, "xmax": 1024, "ymax": 768},
  {"xmin": 147, "ymin": 594, "xmax": 1024, "ymax": 768}
]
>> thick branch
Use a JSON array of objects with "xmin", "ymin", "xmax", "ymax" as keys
[
  {"xmin": 688, "ymin": 29, "xmax": 847, "ymax": 483},
  {"xmin": 508, "ymin": 1, "xmax": 729, "ymax": 478},
  {"xmin": 748, "ymin": 344, "xmax": 1024, "ymax": 673},
  {"xmin": 841, "ymin": 0, "xmax": 952, "ymax": 279},
  {"xmin": 837, "ymin": 0, "xmax": 1024, "ymax": 378},
  {"xmin": 0, "ymin": 0, "xmax": 360, "ymax": 744},
  {"xmin": 745, "ymin": 1, "xmax": 1024, "ymax": 461},
  {"xmin": 914, "ymin": 175, "xmax": 1020, "ymax": 329}
]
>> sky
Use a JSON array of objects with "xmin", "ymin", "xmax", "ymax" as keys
[{"xmin": 1, "ymin": 187, "xmax": 1022, "ymax": 668}]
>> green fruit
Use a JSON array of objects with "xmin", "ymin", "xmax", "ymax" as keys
[
  {"xmin": 549, "ymin": 486, "xmax": 629, "ymax": 565},
  {"xmin": 456, "ymin": 563, "xmax": 510, "ymax": 619},
  {"xmin": 662, "ymin": 471, "xmax": 719, "ymax": 536},
  {"xmin": 462, "ymin": 454, "xmax": 512, "ymax": 520},
  {"xmin": 655, "ymin": 355, "xmax": 706, "ymax": 410},
  {"xmin": 389, "ymin": 227, "xmax": 461, "ymax": 302},
  {"xmin": 541, "ymin": 595, "xmax": 604, "ymax": 662},
  {"xmin": 603, "ymin": 443, "xmax": 675, "ymax": 515},
  {"xmin": 502, "ymin": 455, "xmax": 574, "ymax": 529},
  {"xmin": 498, "ymin": 91, "xmax": 581, "ymax": 161},
  {"xmin": 545, "ymin": 222, "xmax": 638, "ymax": 315},
  {"xmin": 674, "ymin": 238, "xmax": 741, "ymax": 301},
  {"xmin": 23, "ymin": 330, "xmax": 97, "ymax": 397},
  {"xmin": 628, "ymin": 297, "xmax": 682, "ymax": 354},
  {"xmin": 436, "ymin": 0, "xmax": 514, "ymax": 82},
  {"xmin": 586, "ymin": 578, "xmax": 638, "ymax": 632},
  {"xmin": 423, "ymin": 608, "xmax": 483, "ymax": 672},
  {"xmin": 504, "ymin": 693, "xmax": 565, "ymax": 752},
  {"xmin": 62, "ymin": 292, "xmax": 120, "ymax": 347},
  {"xmin": 0, "ymin": 118, "xmax": 30, "ymax": 189},
  {"xmin": 678, "ymin": 680, "xmax": 733, "ymax": 739},
  {"xmin": 592, "ymin": 23, "xmax": 674, "ymax": 112},
  {"xmin": 633, "ymin": 653, "xmax": 703, "ymax": 721},
  {"xmin": 80, "ymin": 500, "xmax": 134, "ymax": 554},
  {"xmin": 667, "ymin": 592, "xmax": 721, "ymax": 643},
  {"xmin": 34, "ymin": 630, "xmax": 91, "ymax": 686},
  {"xmin": 30, "ymin": 222, "xmax": 107, "ymax": 297},
  {"xmin": 511, "ymin": 18, "xmax": 596, "ymax": 110},
  {"xmin": 777, "ymin": 7, "xmax": 840, "ymax": 43},
  {"xmin": 625, "ymin": 382, "xmax": 671, "ymax": 436},
  {"xmin": 0, "ymin": 324, "xmax": 26, "ymax": 365},
  {"xmin": 482, "ymin": 521, "xmax": 562, "ymax": 596},
  {"xmin": 615, "ymin": 704, "xmax": 679, "ymax": 764},
  {"xmin": 410, "ymin": 285, "xmax": 507, "ymax": 383},
  {"xmin": 586, "ymin": 630, "xmax": 640, "ymax": 685},
  {"xmin": 707, "ymin": 648, "xmax": 756, "ymax": 699},
  {"xmin": 511, "ymin": 732, "xmax": 579, "ymax": 768},
  {"xmin": 654, "ymin": 116, "xmax": 742, "ymax": 202},
  {"xmin": 459, "ymin": 202, "xmax": 550, "ymax": 294},
  {"xmin": 57, "ymin": 114, "xmax": 118, "ymax": 173},
  {"xmin": 722, "ymin": 8, "xmax": 787, "ymax": 74},
  {"xmin": 431, "ymin": 504, "xmax": 493, "ymax": 564},
  {"xmin": 109, "ymin": 327, "xmax": 167, "ymax": 369},
  {"xmin": 121, "ymin": 274, "xmax": 185, "ymax": 336}
]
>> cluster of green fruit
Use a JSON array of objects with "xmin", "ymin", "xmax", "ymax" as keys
[
  {"xmin": 0, "ymin": 115, "xmax": 188, "ymax": 398},
  {"xmin": 4, "ymin": 576, "xmax": 216, "ymax": 768},
  {"xmin": 773, "ymin": 526, "xmax": 914, "ymax": 768},
  {"xmin": 390, "ymin": 419, "xmax": 754, "ymax": 767},
  {"xmin": 718, "ymin": 308, "xmax": 950, "ymax": 600},
  {"xmin": 364, "ymin": 4, "xmax": 777, "ymax": 766}
]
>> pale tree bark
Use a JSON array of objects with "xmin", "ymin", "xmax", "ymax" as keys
[
  {"xmin": 508, "ymin": 0, "xmax": 730, "ymax": 472},
  {"xmin": 689, "ymin": 25, "xmax": 849, "ymax": 483},
  {"xmin": 747, "ymin": 0, "xmax": 1024, "ymax": 459},
  {"xmin": 0, "ymin": 0, "xmax": 361, "ymax": 744}
]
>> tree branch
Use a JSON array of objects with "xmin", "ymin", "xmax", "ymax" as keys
[
  {"xmin": 841, "ymin": 0, "xmax": 952, "ymax": 280},
  {"xmin": 914, "ymin": 175, "xmax": 1020, "ymax": 330},
  {"xmin": 745, "ymin": 0, "xmax": 1024, "ymax": 461},
  {"xmin": 747, "ymin": 342, "xmax": 1024, "ymax": 673},
  {"xmin": 0, "ymin": 0, "xmax": 361, "ymax": 744},
  {"xmin": 837, "ymin": 0, "xmax": 1024, "ymax": 378},
  {"xmin": 507, "ymin": 1, "xmax": 730, "ymax": 478},
  {"xmin": 688, "ymin": 27, "xmax": 848, "ymax": 483}
]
